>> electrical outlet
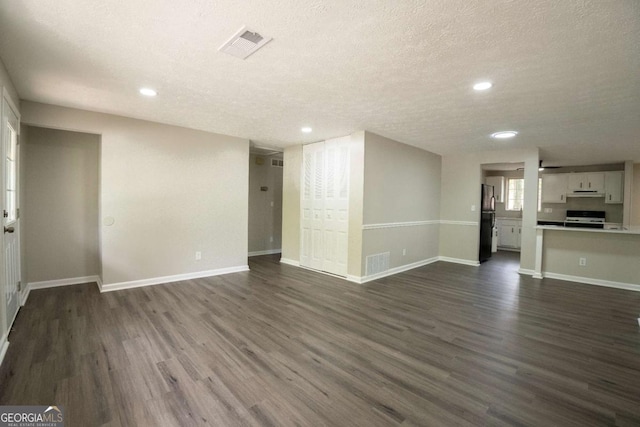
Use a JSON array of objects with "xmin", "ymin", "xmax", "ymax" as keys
[
  {"xmin": 471, "ymin": 205, "xmax": 476, "ymax": 211},
  {"xmin": 270, "ymin": 201, "xmax": 274, "ymax": 207},
  {"xmin": 544, "ymin": 208, "xmax": 552, "ymax": 213},
  {"xmin": 270, "ymin": 236, "xmax": 274, "ymax": 243},
  {"xmin": 579, "ymin": 257, "xmax": 586, "ymax": 266},
  {"xmin": 195, "ymin": 251, "xmax": 202, "ymax": 261},
  {"xmin": 402, "ymin": 249, "xmax": 406, "ymax": 256}
]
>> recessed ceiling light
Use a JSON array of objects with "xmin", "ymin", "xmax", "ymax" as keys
[
  {"xmin": 301, "ymin": 127, "xmax": 312, "ymax": 133},
  {"xmin": 139, "ymin": 88, "xmax": 157, "ymax": 97},
  {"xmin": 491, "ymin": 131, "xmax": 518, "ymax": 139},
  {"xmin": 473, "ymin": 81, "xmax": 493, "ymax": 91}
]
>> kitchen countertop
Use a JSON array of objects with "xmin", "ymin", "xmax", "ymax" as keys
[{"xmin": 536, "ymin": 225, "xmax": 640, "ymax": 235}]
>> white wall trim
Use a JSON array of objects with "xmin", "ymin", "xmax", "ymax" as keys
[
  {"xmin": 248, "ymin": 249, "xmax": 282, "ymax": 257},
  {"xmin": 543, "ymin": 272, "xmax": 640, "ymax": 292},
  {"xmin": 347, "ymin": 257, "xmax": 439, "ymax": 284},
  {"xmin": 2, "ymin": 87, "xmax": 21, "ymax": 122},
  {"xmin": 362, "ymin": 220, "xmax": 439, "ymax": 230},
  {"xmin": 29, "ymin": 275, "xmax": 101, "ymax": 290},
  {"xmin": 20, "ymin": 286, "xmax": 30, "ymax": 306},
  {"xmin": 440, "ymin": 220, "xmax": 479, "ymax": 226},
  {"xmin": 518, "ymin": 268, "xmax": 536, "ymax": 276},
  {"xmin": 279, "ymin": 258, "xmax": 300, "ymax": 267},
  {"xmin": 0, "ymin": 332, "xmax": 9, "ymax": 369},
  {"xmin": 438, "ymin": 256, "xmax": 480, "ymax": 267},
  {"xmin": 99, "ymin": 265, "xmax": 249, "ymax": 293}
]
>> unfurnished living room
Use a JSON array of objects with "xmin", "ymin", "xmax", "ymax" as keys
[{"xmin": 1, "ymin": 1, "xmax": 640, "ymax": 426}]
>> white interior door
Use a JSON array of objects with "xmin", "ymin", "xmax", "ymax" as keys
[
  {"xmin": 300, "ymin": 138, "xmax": 349, "ymax": 277},
  {"xmin": 321, "ymin": 137, "xmax": 349, "ymax": 276},
  {"xmin": 301, "ymin": 142, "xmax": 324, "ymax": 270},
  {"xmin": 2, "ymin": 94, "xmax": 21, "ymax": 328}
]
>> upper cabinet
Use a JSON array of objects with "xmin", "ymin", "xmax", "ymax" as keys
[
  {"xmin": 604, "ymin": 171, "xmax": 624, "ymax": 204},
  {"xmin": 485, "ymin": 176, "xmax": 505, "ymax": 203},
  {"xmin": 567, "ymin": 172, "xmax": 605, "ymax": 192},
  {"xmin": 541, "ymin": 174, "xmax": 568, "ymax": 203},
  {"xmin": 540, "ymin": 170, "xmax": 624, "ymax": 205}
]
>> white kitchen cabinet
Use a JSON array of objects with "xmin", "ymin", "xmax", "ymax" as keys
[
  {"xmin": 567, "ymin": 172, "xmax": 605, "ymax": 192},
  {"xmin": 541, "ymin": 174, "xmax": 568, "ymax": 203},
  {"xmin": 497, "ymin": 219, "xmax": 522, "ymax": 250},
  {"xmin": 485, "ymin": 176, "xmax": 505, "ymax": 203},
  {"xmin": 604, "ymin": 171, "xmax": 624, "ymax": 204}
]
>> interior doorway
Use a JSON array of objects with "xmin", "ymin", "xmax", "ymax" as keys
[
  {"xmin": 248, "ymin": 145, "xmax": 283, "ymax": 258},
  {"xmin": 23, "ymin": 126, "xmax": 101, "ymax": 287},
  {"xmin": 481, "ymin": 162, "xmax": 525, "ymax": 271}
]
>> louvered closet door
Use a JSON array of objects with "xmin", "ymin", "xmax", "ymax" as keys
[
  {"xmin": 321, "ymin": 136, "xmax": 349, "ymax": 276},
  {"xmin": 300, "ymin": 138, "xmax": 349, "ymax": 277},
  {"xmin": 300, "ymin": 142, "xmax": 325, "ymax": 270}
]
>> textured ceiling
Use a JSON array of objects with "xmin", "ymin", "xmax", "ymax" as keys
[{"xmin": 1, "ymin": 0, "xmax": 639, "ymax": 164}]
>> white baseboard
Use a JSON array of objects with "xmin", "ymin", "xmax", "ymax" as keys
[
  {"xmin": 28, "ymin": 275, "xmax": 101, "ymax": 290},
  {"xmin": 518, "ymin": 268, "xmax": 536, "ymax": 276},
  {"xmin": 542, "ymin": 272, "xmax": 640, "ymax": 292},
  {"xmin": 248, "ymin": 249, "xmax": 282, "ymax": 257},
  {"xmin": 99, "ymin": 265, "xmax": 249, "ymax": 293},
  {"xmin": 20, "ymin": 286, "xmax": 30, "ymax": 306},
  {"xmin": 279, "ymin": 258, "xmax": 300, "ymax": 267},
  {"xmin": 0, "ymin": 332, "xmax": 8, "ymax": 369},
  {"xmin": 348, "ymin": 257, "xmax": 440, "ymax": 284},
  {"xmin": 438, "ymin": 256, "xmax": 480, "ymax": 267}
]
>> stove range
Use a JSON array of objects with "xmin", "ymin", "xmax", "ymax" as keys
[{"xmin": 564, "ymin": 210, "xmax": 605, "ymax": 229}]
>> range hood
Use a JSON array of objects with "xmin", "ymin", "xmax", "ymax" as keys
[{"xmin": 566, "ymin": 191, "xmax": 605, "ymax": 198}]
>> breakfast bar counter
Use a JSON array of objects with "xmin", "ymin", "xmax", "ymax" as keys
[
  {"xmin": 533, "ymin": 225, "xmax": 640, "ymax": 289},
  {"xmin": 535, "ymin": 225, "xmax": 640, "ymax": 235}
]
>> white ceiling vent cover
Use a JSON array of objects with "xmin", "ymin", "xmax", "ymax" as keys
[{"xmin": 219, "ymin": 26, "xmax": 272, "ymax": 59}]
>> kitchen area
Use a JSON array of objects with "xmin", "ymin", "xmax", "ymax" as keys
[
  {"xmin": 483, "ymin": 161, "xmax": 640, "ymax": 288},
  {"xmin": 483, "ymin": 166, "xmax": 526, "ymax": 254},
  {"xmin": 537, "ymin": 163, "xmax": 624, "ymax": 229}
]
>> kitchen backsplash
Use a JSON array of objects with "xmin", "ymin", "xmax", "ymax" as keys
[
  {"xmin": 538, "ymin": 197, "xmax": 623, "ymax": 223},
  {"xmin": 495, "ymin": 202, "xmax": 523, "ymax": 219}
]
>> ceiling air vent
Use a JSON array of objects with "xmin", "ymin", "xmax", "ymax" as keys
[{"xmin": 219, "ymin": 26, "xmax": 272, "ymax": 59}]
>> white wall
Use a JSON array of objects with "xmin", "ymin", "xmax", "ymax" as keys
[
  {"xmin": 21, "ymin": 101, "xmax": 250, "ymax": 286},
  {"xmin": 362, "ymin": 131, "xmax": 441, "ymax": 275},
  {"xmin": 248, "ymin": 153, "xmax": 283, "ymax": 255},
  {"xmin": 24, "ymin": 126, "xmax": 100, "ymax": 283}
]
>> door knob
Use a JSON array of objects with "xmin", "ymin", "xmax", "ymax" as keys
[{"xmin": 4, "ymin": 226, "xmax": 14, "ymax": 233}]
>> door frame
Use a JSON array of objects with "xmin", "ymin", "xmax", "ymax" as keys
[{"xmin": 1, "ymin": 86, "xmax": 22, "ymax": 334}]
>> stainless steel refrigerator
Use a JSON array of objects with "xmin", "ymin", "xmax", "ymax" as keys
[{"xmin": 479, "ymin": 184, "xmax": 496, "ymax": 262}]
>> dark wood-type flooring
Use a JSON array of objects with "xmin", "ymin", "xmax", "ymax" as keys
[{"xmin": 2, "ymin": 251, "xmax": 640, "ymax": 426}]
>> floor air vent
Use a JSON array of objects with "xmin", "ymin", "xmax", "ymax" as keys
[
  {"xmin": 365, "ymin": 252, "xmax": 390, "ymax": 276},
  {"xmin": 219, "ymin": 26, "xmax": 272, "ymax": 59}
]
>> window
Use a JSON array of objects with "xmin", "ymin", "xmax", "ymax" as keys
[{"xmin": 506, "ymin": 178, "xmax": 524, "ymax": 211}]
